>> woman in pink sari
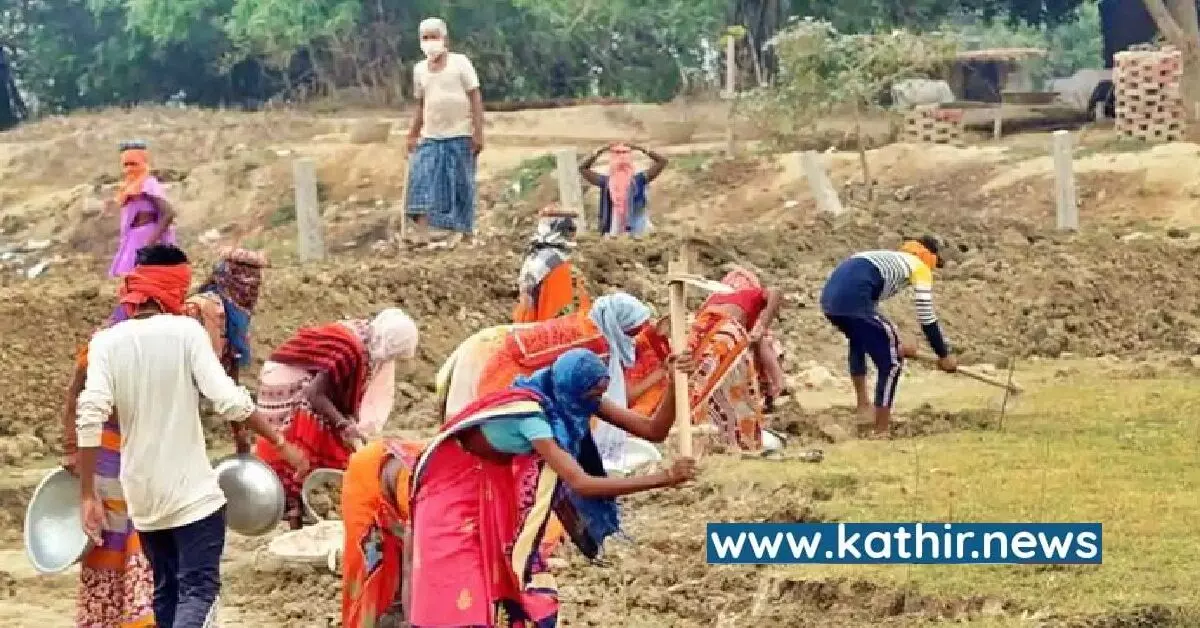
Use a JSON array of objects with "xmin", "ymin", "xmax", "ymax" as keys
[
  {"xmin": 341, "ymin": 349, "xmax": 695, "ymax": 626},
  {"xmin": 579, "ymin": 143, "xmax": 668, "ymax": 236},
  {"xmin": 107, "ymin": 141, "xmax": 176, "ymax": 277}
]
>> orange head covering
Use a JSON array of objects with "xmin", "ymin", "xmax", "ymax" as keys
[
  {"xmin": 607, "ymin": 144, "xmax": 636, "ymax": 233},
  {"xmin": 116, "ymin": 144, "xmax": 150, "ymax": 206},
  {"xmin": 900, "ymin": 237, "xmax": 942, "ymax": 271},
  {"xmin": 119, "ymin": 263, "xmax": 192, "ymax": 316}
]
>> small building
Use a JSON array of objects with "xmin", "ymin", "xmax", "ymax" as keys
[{"xmin": 948, "ymin": 47, "xmax": 1049, "ymax": 103}]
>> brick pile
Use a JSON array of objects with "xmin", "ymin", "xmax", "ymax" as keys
[
  {"xmin": 1114, "ymin": 48, "xmax": 1184, "ymax": 142},
  {"xmin": 903, "ymin": 105, "xmax": 965, "ymax": 146}
]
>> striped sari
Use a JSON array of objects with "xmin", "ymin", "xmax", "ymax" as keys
[
  {"xmin": 72, "ymin": 345, "xmax": 155, "ymax": 628},
  {"xmin": 627, "ymin": 309, "xmax": 765, "ymax": 452}
]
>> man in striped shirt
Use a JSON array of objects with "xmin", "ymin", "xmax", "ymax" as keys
[{"xmin": 820, "ymin": 235, "xmax": 957, "ymax": 436}]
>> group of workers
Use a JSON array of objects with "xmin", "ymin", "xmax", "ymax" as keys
[{"xmin": 60, "ymin": 33, "xmax": 957, "ymax": 624}]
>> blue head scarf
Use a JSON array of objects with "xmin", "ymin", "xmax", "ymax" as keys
[
  {"xmin": 513, "ymin": 348, "xmax": 623, "ymax": 553},
  {"xmin": 513, "ymin": 348, "xmax": 609, "ymax": 454},
  {"xmin": 587, "ymin": 292, "xmax": 651, "ymax": 406},
  {"xmin": 197, "ymin": 258, "xmax": 260, "ymax": 367}
]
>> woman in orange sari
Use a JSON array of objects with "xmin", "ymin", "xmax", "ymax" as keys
[
  {"xmin": 513, "ymin": 211, "xmax": 590, "ymax": 323},
  {"xmin": 341, "ymin": 349, "xmax": 694, "ymax": 627},
  {"xmin": 439, "ymin": 292, "xmax": 653, "ymax": 420},
  {"xmin": 625, "ymin": 266, "xmax": 785, "ymax": 453},
  {"xmin": 437, "ymin": 292, "xmax": 669, "ymax": 558},
  {"xmin": 704, "ymin": 265, "xmax": 788, "ymax": 409}
]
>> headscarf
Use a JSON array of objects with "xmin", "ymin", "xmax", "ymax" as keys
[
  {"xmin": 199, "ymin": 247, "xmax": 268, "ymax": 367},
  {"xmin": 606, "ymin": 144, "xmax": 636, "ymax": 235},
  {"xmin": 588, "ymin": 292, "xmax": 651, "ymax": 406},
  {"xmin": 900, "ymin": 238, "xmax": 942, "ymax": 271},
  {"xmin": 356, "ymin": 308, "xmax": 420, "ymax": 439},
  {"xmin": 720, "ymin": 264, "xmax": 762, "ymax": 290},
  {"xmin": 513, "ymin": 348, "xmax": 610, "ymax": 451},
  {"xmin": 366, "ymin": 308, "xmax": 420, "ymax": 365},
  {"xmin": 119, "ymin": 263, "xmax": 191, "ymax": 316},
  {"xmin": 116, "ymin": 143, "xmax": 150, "ymax": 206},
  {"xmin": 513, "ymin": 349, "xmax": 621, "ymax": 548},
  {"xmin": 529, "ymin": 216, "xmax": 576, "ymax": 254}
]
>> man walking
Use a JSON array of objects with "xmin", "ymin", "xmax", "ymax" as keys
[
  {"xmin": 404, "ymin": 17, "xmax": 485, "ymax": 249},
  {"xmin": 76, "ymin": 244, "xmax": 307, "ymax": 627}
]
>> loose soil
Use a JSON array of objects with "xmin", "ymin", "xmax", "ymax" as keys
[{"xmin": 4, "ymin": 104, "xmax": 1200, "ymax": 626}]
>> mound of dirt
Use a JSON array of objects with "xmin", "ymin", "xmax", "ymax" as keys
[
  {"xmin": 8, "ymin": 197, "xmax": 1200, "ymax": 457},
  {"xmin": 225, "ymin": 564, "xmax": 340, "ymax": 625}
]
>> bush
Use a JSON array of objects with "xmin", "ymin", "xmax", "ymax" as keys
[{"xmin": 740, "ymin": 18, "xmax": 959, "ymax": 146}]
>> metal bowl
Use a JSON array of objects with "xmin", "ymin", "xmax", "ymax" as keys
[
  {"xmin": 213, "ymin": 453, "xmax": 286, "ymax": 537},
  {"xmin": 300, "ymin": 468, "xmax": 345, "ymax": 523},
  {"xmin": 602, "ymin": 437, "xmax": 663, "ymax": 476},
  {"xmin": 24, "ymin": 467, "xmax": 93, "ymax": 574}
]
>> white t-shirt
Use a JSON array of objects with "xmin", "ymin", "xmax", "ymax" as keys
[
  {"xmin": 413, "ymin": 52, "xmax": 481, "ymax": 139},
  {"xmin": 76, "ymin": 314, "xmax": 256, "ymax": 531}
]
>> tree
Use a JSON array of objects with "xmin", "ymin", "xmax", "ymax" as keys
[
  {"xmin": 1140, "ymin": 0, "xmax": 1200, "ymax": 122},
  {"xmin": 0, "ymin": 45, "xmax": 28, "ymax": 128},
  {"xmin": 747, "ymin": 19, "xmax": 958, "ymax": 201}
]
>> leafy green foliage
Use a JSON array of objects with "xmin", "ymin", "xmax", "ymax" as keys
[
  {"xmin": 947, "ymin": 1, "xmax": 1102, "ymax": 87},
  {"xmin": 743, "ymin": 18, "xmax": 958, "ymax": 140},
  {"xmin": 0, "ymin": 0, "xmax": 1094, "ymax": 114}
]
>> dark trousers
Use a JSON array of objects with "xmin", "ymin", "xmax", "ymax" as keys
[
  {"xmin": 139, "ymin": 506, "xmax": 226, "ymax": 628},
  {"xmin": 825, "ymin": 313, "xmax": 903, "ymax": 408}
]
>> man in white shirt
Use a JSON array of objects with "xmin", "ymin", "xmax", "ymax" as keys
[
  {"xmin": 76, "ymin": 244, "xmax": 307, "ymax": 628},
  {"xmin": 403, "ymin": 17, "xmax": 485, "ymax": 249}
]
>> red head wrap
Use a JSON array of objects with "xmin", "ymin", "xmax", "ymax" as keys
[{"xmin": 119, "ymin": 263, "xmax": 192, "ymax": 316}]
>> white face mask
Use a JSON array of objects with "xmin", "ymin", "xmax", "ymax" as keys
[{"xmin": 420, "ymin": 39, "xmax": 445, "ymax": 58}]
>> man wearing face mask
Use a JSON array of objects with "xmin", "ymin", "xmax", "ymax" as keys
[{"xmin": 404, "ymin": 17, "xmax": 485, "ymax": 250}]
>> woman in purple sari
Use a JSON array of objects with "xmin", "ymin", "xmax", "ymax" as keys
[{"xmin": 107, "ymin": 141, "xmax": 176, "ymax": 277}]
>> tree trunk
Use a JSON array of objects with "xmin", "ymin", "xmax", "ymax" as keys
[{"xmin": 1142, "ymin": 0, "xmax": 1200, "ymax": 124}]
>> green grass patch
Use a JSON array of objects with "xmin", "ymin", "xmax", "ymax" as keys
[
  {"xmin": 705, "ymin": 366, "xmax": 1200, "ymax": 621},
  {"xmin": 502, "ymin": 153, "xmax": 557, "ymax": 201}
]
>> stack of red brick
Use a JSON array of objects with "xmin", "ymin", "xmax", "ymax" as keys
[
  {"xmin": 1114, "ymin": 47, "xmax": 1184, "ymax": 142},
  {"xmin": 903, "ymin": 105, "xmax": 965, "ymax": 146}
]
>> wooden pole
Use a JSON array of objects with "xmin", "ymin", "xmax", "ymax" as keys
[
  {"xmin": 725, "ymin": 35, "xmax": 736, "ymax": 98},
  {"xmin": 1051, "ymin": 130, "xmax": 1078, "ymax": 231},
  {"xmin": 387, "ymin": 162, "xmax": 411, "ymax": 245},
  {"xmin": 293, "ymin": 158, "xmax": 326, "ymax": 262},
  {"xmin": 668, "ymin": 256, "xmax": 692, "ymax": 457},
  {"xmin": 914, "ymin": 354, "xmax": 1022, "ymax": 394},
  {"xmin": 722, "ymin": 35, "xmax": 737, "ymax": 157},
  {"xmin": 554, "ymin": 148, "xmax": 585, "ymax": 231},
  {"xmin": 799, "ymin": 151, "xmax": 844, "ymax": 216}
]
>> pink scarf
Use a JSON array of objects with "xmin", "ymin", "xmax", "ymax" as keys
[{"xmin": 607, "ymin": 145, "xmax": 635, "ymax": 235}]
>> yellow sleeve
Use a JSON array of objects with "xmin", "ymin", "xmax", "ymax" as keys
[{"xmin": 910, "ymin": 261, "xmax": 933, "ymax": 290}]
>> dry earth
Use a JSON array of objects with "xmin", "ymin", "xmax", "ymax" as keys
[{"xmin": 2, "ymin": 103, "xmax": 1200, "ymax": 626}]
